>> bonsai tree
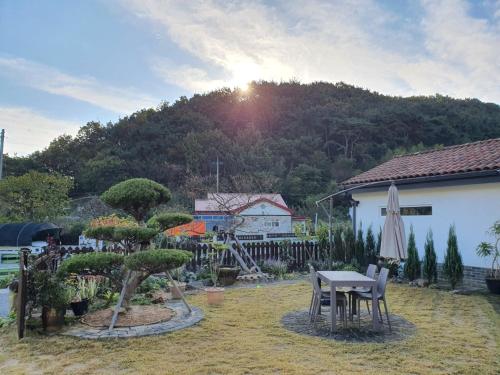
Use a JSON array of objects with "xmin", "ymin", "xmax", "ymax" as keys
[
  {"xmin": 443, "ymin": 225, "xmax": 463, "ymax": 289},
  {"xmin": 404, "ymin": 226, "xmax": 421, "ymax": 281},
  {"xmin": 422, "ymin": 229, "xmax": 438, "ymax": 285},
  {"xmin": 476, "ymin": 220, "xmax": 500, "ymax": 279},
  {"xmin": 59, "ymin": 178, "xmax": 193, "ymax": 309}
]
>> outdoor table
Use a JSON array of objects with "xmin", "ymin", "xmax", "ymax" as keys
[{"xmin": 317, "ymin": 270, "xmax": 380, "ymax": 332}]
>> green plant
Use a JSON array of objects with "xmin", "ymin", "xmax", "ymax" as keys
[
  {"xmin": 206, "ymin": 243, "xmax": 229, "ymax": 287},
  {"xmin": 78, "ymin": 278, "xmax": 99, "ymax": 301},
  {"xmin": 34, "ymin": 272, "xmax": 72, "ymax": 309},
  {"xmin": 443, "ymin": 225, "xmax": 463, "ymax": 289},
  {"xmin": 423, "ymin": 229, "xmax": 438, "ymax": 285},
  {"xmin": 103, "ymin": 290, "xmax": 120, "ymax": 307},
  {"xmin": 365, "ymin": 226, "xmax": 377, "ymax": 266},
  {"xmin": 260, "ymin": 259, "xmax": 288, "ymax": 279},
  {"xmin": 137, "ymin": 275, "xmax": 168, "ymax": 293},
  {"xmin": 58, "ymin": 252, "xmax": 124, "ymax": 279},
  {"xmin": 147, "ymin": 213, "xmax": 193, "ymax": 231},
  {"xmin": 101, "ymin": 178, "xmax": 172, "ymax": 222},
  {"xmin": 404, "ymin": 226, "xmax": 421, "ymax": 281},
  {"xmin": 124, "ymin": 249, "xmax": 192, "ymax": 273},
  {"xmin": 0, "ymin": 274, "xmax": 15, "ymax": 289},
  {"xmin": 355, "ymin": 225, "xmax": 365, "ymax": 266},
  {"xmin": 476, "ymin": 220, "xmax": 500, "ymax": 279}
]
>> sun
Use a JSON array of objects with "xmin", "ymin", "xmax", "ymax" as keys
[{"xmin": 230, "ymin": 61, "xmax": 260, "ymax": 92}]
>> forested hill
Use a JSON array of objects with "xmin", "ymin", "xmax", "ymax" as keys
[{"xmin": 5, "ymin": 81, "xmax": 500, "ymax": 212}]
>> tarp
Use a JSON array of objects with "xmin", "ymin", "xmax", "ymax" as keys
[
  {"xmin": 166, "ymin": 221, "xmax": 206, "ymax": 237},
  {"xmin": 0, "ymin": 223, "xmax": 61, "ymax": 247},
  {"xmin": 379, "ymin": 184, "xmax": 407, "ymax": 260}
]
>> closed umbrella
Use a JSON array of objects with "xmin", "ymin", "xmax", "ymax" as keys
[{"xmin": 380, "ymin": 183, "xmax": 407, "ymax": 260}]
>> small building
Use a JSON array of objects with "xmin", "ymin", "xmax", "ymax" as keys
[
  {"xmin": 194, "ymin": 193, "xmax": 307, "ymax": 241},
  {"xmin": 342, "ymin": 138, "xmax": 500, "ymax": 288}
]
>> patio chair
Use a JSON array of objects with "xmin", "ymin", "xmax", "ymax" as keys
[
  {"xmin": 309, "ymin": 266, "xmax": 348, "ymax": 328},
  {"xmin": 346, "ymin": 264, "xmax": 377, "ymax": 319},
  {"xmin": 353, "ymin": 267, "xmax": 391, "ymax": 331}
]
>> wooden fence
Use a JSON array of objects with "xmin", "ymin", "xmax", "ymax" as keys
[{"xmin": 182, "ymin": 241, "xmax": 322, "ymax": 271}]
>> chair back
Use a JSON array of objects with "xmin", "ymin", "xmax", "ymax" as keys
[
  {"xmin": 366, "ymin": 264, "xmax": 377, "ymax": 279},
  {"xmin": 377, "ymin": 267, "xmax": 389, "ymax": 296},
  {"xmin": 309, "ymin": 264, "xmax": 321, "ymax": 294}
]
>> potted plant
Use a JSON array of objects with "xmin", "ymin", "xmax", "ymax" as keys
[
  {"xmin": 205, "ymin": 242, "xmax": 229, "ymax": 305},
  {"xmin": 476, "ymin": 220, "xmax": 500, "ymax": 294},
  {"xmin": 69, "ymin": 277, "xmax": 99, "ymax": 316},
  {"xmin": 217, "ymin": 265, "xmax": 240, "ymax": 286},
  {"xmin": 35, "ymin": 272, "xmax": 72, "ymax": 332}
]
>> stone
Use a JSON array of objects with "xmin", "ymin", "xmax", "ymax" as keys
[
  {"xmin": 149, "ymin": 291, "xmax": 167, "ymax": 304},
  {"xmin": 416, "ymin": 278, "xmax": 429, "ymax": 288}
]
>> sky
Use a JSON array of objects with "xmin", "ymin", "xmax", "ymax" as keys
[{"xmin": 0, "ymin": 0, "xmax": 499, "ymax": 155}]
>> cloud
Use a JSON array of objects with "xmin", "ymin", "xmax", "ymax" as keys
[
  {"xmin": 0, "ymin": 107, "xmax": 81, "ymax": 156},
  {"xmin": 123, "ymin": 0, "xmax": 500, "ymax": 103},
  {"xmin": 0, "ymin": 57, "xmax": 158, "ymax": 114}
]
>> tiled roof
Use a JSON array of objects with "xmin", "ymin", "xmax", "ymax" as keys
[
  {"xmin": 342, "ymin": 138, "xmax": 500, "ymax": 186},
  {"xmin": 194, "ymin": 193, "xmax": 287, "ymax": 212}
]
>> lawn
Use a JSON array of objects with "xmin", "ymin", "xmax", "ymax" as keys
[{"xmin": 0, "ymin": 282, "xmax": 498, "ymax": 375}]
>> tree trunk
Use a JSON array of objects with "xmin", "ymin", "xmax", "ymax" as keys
[{"xmin": 122, "ymin": 271, "xmax": 147, "ymax": 309}]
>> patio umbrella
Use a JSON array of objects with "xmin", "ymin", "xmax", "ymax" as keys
[{"xmin": 379, "ymin": 183, "xmax": 407, "ymax": 261}]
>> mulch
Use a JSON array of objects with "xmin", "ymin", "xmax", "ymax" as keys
[{"xmin": 81, "ymin": 305, "xmax": 174, "ymax": 328}]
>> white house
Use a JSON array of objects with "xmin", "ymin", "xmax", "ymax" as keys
[
  {"xmin": 341, "ymin": 138, "xmax": 500, "ymax": 287},
  {"xmin": 194, "ymin": 193, "xmax": 307, "ymax": 241}
]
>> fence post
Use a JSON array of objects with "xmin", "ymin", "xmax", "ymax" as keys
[{"xmin": 17, "ymin": 249, "xmax": 29, "ymax": 340}]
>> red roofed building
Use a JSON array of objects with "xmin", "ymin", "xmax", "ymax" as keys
[
  {"xmin": 342, "ymin": 138, "xmax": 500, "ymax": 288},
  {"xmin": 193, "ymin": 193, "xmax": 307, "ymax": 241}
]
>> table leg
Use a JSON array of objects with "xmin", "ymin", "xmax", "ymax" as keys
[
  {"xmin": 330, "ymin": 282, "xmax": 337, "ymax": 333},
  {"xmin": 371, "ymin": 292, "xmax": 380, "ymax": 331}
]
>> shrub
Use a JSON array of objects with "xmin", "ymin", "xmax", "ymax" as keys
[
  {"xmin": 57, "ymin": 252, "xmax": 124, "ymax": 278},
  {"xmin": 101, "ymin": 178, "xmax": 171, "ymax": 222},
  {"xmin": 423, "ymin": 229, "xmax": 438, "ymax": 285},
  {"xmin": 260, "ymin": 259, "xmax": 288, "ymax": 279},
  {"xmin": 124, "ymin": 249, "xmax": 192, "ymax": 273},
  {"xmin": 0, "ymin": 274, "xmax": 15, "ymax": 289},
  {"xmin": 137, "ymin": 275, "xmax": 168, "ymax": 293},
  {"xmin": 443, "ymin": 225, "xmax": 463, "ymax": 289},
  {"xmin": 147, "ymin": 213, "xmax": 193, "ymax": 231},
  {"xmin": 338, "ymin": 262, "xmax": 361, "ymax": 272},
  {"xmin": 365, "ymin": 226, "xmax": 377, "ymax": 266},
  {"xmin": 404, "ymin": 226, "xmax": 421, "ymax": 281},
  {"xmin": 355, "ymin": 225, "xmax": 365, "ymax": 266},
  {"xmin": 34, "ymin": 272, "xmax": 72, "ymax": 309}
]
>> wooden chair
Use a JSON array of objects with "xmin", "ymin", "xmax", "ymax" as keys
[
  {"xmin": 354, "ymin": 267, "xmax": 392, "ymax": 331},
  {"xmin": 309, "ymin": 266, "xmax": 348, "ymax": 328}
]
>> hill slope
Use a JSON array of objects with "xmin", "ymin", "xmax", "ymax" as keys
[{"xmin": 5, "ymin": 81, "xmax": 500, "ymax": 211}]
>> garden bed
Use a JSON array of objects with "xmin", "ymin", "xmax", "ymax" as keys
[{"xmin": 82, "ymin": 305, "xmax": 174, "ymax": 327}]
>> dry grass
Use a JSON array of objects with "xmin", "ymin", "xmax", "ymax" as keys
[{"xmin": 0, "ymin": 282, "xmax": 498, "ymax": 375}]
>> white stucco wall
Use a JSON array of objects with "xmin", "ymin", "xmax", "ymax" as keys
[
  {"xmin": 351, "ymin": 182, "xmax": 500, "ymax": 268},
  {"xmin": 235, "ymin": 202, "xmax": 292, "ymax": 235}
]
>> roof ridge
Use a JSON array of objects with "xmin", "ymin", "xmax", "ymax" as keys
[{"xmin": 394, "ymin": 137, "xmax": 500, "ymax": 158}]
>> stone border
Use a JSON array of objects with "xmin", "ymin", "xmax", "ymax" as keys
[
  {"xmin": 281, "ymin": 309, "xmax": 416, "ymax": 343},
  {"xmin": 61, "ymin": 301, "xmax": 204, "ymax": 339}
]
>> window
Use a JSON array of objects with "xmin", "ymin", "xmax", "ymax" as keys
[
  {"xmin": 264, "ymin": 220, "xmax": 280, "ymax": 227},
  {"xmin": 381, "ymin": 206, "xmax": 432, "ymax": 216}
]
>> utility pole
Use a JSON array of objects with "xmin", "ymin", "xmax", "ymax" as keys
[{"xmin": 0, "ymin": 129, "xmax": 4, "ymax": 180}]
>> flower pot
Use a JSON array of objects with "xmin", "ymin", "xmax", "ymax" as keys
[
  {"xmin": 42, "ymin": 307, "xmax": 66, "ymax": 332},
  {"xmin": 171, "ymin": 282, "xmax": 187, "ymax": 299},
  {"xmin": 70, "ymin": 298, "xmax": 89, "ymax": 316},
  {"xmin": 485, "ymin": 277, "xmax": 500, "ymax": 294},
  {"xmin": 218, "ymin": 266, "xmax": 240, "ymax": 286},
  {"xmin": 205, "ymin": 287, "xmax": 224, "ymax": 305}
]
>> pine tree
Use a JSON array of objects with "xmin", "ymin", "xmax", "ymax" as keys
[
  {"xmin": 376, "ymin": 227, "xmax": 382, "ymax": 254},
  {"xmin": 422, "ymin": 229, "xmax": 438, "ymax": 285},
  {"xmin": 365, "ymin": 226, "xmax": 377, "ymax": 266},
  {"xmin": 355, "ymin": 224, "xmax": 365, "ymax": 266},
  {"xmin": 404, "ymin": 226, "xmax": 421, "ymax": 281},
  {"xmin": 443, "ymin": 225, "xmax": 463, "ymax": 289},
  {"xmin": 343, "ymin": 226, "xmax": 356, "ymax": 263}
]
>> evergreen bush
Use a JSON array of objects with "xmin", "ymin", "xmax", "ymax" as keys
[
  {"xmin": 443, "ymin": 225, "xmax": 463, "ymax": 289},
  {"xmin": 422, "ymin": 229, "xmax": 438, "ymax": 285},
  {"xmin": 404, "ymin": 226, "xmax": 421, "ymax": 281},
  {"xmin": 355, "ymin": 224, "xmax": 365, "ymax": 266},
  {"xmin": 365, "ymin": 226, "xmax": 377, "ymax": 266}
]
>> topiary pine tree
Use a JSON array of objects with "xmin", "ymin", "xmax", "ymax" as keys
[
  {"xmin": 443, "ymin": 225, "xmax": 463, "ymax": 289},
  {"xmin": 404, "ymin": 226, "xmax": 421, "ymax": 281},
  {"xmin": 422, "ymin": 229, "xmax": 438, "ymax": 285}
]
